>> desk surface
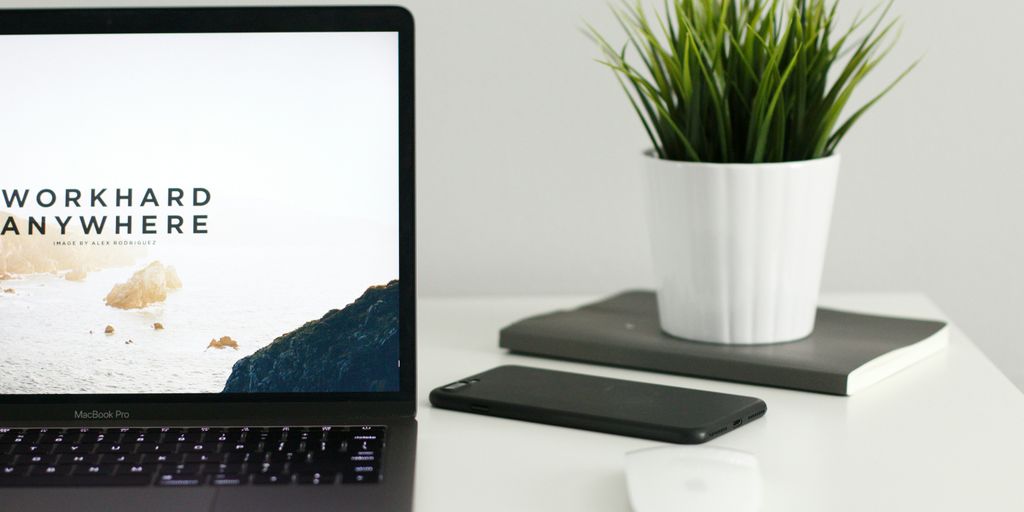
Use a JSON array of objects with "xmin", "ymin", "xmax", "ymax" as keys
[{"xmin": 412, "ymin": 293, "xmax": 1024, "ymax": 512}]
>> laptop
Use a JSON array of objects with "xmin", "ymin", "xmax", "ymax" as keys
[{"xmin": 0, "ymin": 6, "xmax": 416, "ymax": 511}]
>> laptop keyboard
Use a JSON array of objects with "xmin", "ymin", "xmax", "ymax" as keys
[{"xmin": 0, "ymin": 426, "xmax": 384, "ymax": 487}]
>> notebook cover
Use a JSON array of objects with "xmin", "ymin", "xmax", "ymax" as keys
[{"xmin": 498, "ymin": 291, "xmax": 948, "ymax": 395}]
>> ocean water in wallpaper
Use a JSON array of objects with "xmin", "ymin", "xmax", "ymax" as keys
[{"xmin": 0, "ymin": 245, "xmax": 399, "ymax": 394}]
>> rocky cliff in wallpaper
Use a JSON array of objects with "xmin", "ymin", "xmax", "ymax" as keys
[{"xmin": 222, "ymin": 280, "xmax": 400, "ymax": 393}]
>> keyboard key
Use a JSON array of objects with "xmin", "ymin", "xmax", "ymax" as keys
[
  {"xmin": 296, "ymin": 471, "xmax": 336, "ymax": 485},
  {"xmin": 255, "ymin": 463, "xmax": 287, "ymax": 475},
  {"xmin": 75, "ymin": 474, "xmax": 155, "ymax": 486},
  {"xmin": 58, "ymin": 454, "xmax": 102, "ymax": 466},
  {"xmin": 170, "ymin": 433, "xmax": 201, "ymax": 444},
  {"xmin": 343, "ymin": 464, "xmax": 381, "ymax": 484},
  {"xmin": 343, "ymin": 472, "xmax": 379, "ymax": 484},
  {"xmin": 272, "ymin": 440, "xmax": 303, "ymax": 452},
  {"xmin": 15, "ymin": 431, "xmax": 42, "ymax": 444},
  {"xmin": 143, "ymin": 453, "xmax": 176, "ymax": 464},
  {"xmin": 38, "ymin": 430, "xmax": 67, "ymax": 443},
  {"xmin": 71, "ymin": 464, "xmax": 117, "ymax": 476},
  {"xmin": 118, "ymin": 464, "xmax": 157, "ymax": 476},
  {"xmin": 221, "ymin": 453, "xmax": 258, "ymax": 464},
  {"xmin": 49, "ymin": 444, "xmax": 86, "ymax": 454},
  {"xmin": 183, "ymin": 443, "xmax": 212, "ymax": 453},
  {"xmin": 306, "ymin": 452, "xmax": 350, "ymax": 465},
  {"xmin": 182, "ymin": 453, "xmax": 219, "ymax": 463},
  {"xmin": 101, "ymin": 443, "xmax": 132, "ymax": 453},
  {"xmin": 226, "ymin": 443, "xmax": 259, "ymax": 453},
  {"xmin": 292, "ymin": 461, "xmax": 346, "ymax": 474},
  {"xmin": 156, "ymin": 474, "xmax": 203, "ymax": 487},
  {"xmin": 0, "ymin": 474, "xmax": 153, "ymax": 487},
  {"xmin": 27, "ymin": 465, "xmax": 67, "ymax": 477},
  {"xmin": 22, "ymin": 454, "xmax": 59, "ymax": 466},
  {"xmin": 167, "ymin": 463, "xmax": 206, "ymax": 476},
  {"xmin": 265, "ymin": 452, "xmax": 303, "ymax": 463},
  {"xmin": 323, "ymin": 427, "xmax": 353, "ymax": 439},
  {"xmin": 252, "ymin": 474, "xmax": 289, "ymax": 485},
  {"xmin": 310, "ymin": 439, "xmax": 344, "ymax": 454},
  {"xmin": 105, "ymin": 454, "xmax": 133, "ymax": 464},
  {"xmin": 78, "ymin": 432, "xmax": 109, "ymax": 444},
  {"xmin": 128, "ymin": 433, "xmax": 152, "ymax": 444},
  {"xmin": 211, "ymin": 463, "xmax": 244, "ymax": 475},
  {"xmin": 350, "ymin": 439, "xmax": 381, "ymax": 452},
  {"xmin": 209, "ymin": 474, "xmax": 248, "ymax": 486},
  {"xmin": 11, "ymin": 444, "xmax": 46, "ymax": 455},
  {"xmin": 136, "ymin": 443, "xmax": 173, "ymax": 454},
  {"xmin": 256, "ymin": 430, "xmax": 285, "ymax": 444},
  {"xmin": 349, "ymin": 426, "xmax": 386, "ymax": 438}
]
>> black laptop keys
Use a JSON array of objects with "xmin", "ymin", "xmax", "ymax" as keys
[{"xmin": 0, "ymin": 426, "xmax": 385, "ymax": 487}]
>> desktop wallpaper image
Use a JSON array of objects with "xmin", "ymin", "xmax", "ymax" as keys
[{"xmin": 0, "ymin": 32, "xmax": 400, "ymax": 395}]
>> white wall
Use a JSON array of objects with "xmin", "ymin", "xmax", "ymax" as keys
[
  {"xmin": 409, "ymin": 0, "xmax": 1024, "ymax": 391},
  {"xmin": 5, "ymin": 0, "xmax": 1023, "ymax": 391},
  {"xmin": 411, "ymin": 0, "xmax": 1024, "ymax": 391}
]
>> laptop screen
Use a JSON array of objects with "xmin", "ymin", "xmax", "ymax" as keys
[{"xmin": 0, "ymin": 32, "xmax": 401, "ymax": 396}]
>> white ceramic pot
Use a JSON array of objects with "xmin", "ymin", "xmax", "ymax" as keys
[{"xmin": 644, "ymin": 153, "xmax": 840, "ymax": 344}]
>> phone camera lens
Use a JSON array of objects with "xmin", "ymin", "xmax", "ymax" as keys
[{"xmin": 442, "ymin": 382, "xmax": 469, "ymax": 391}]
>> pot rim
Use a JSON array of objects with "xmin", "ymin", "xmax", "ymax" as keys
[{"xmin": 643, "ymin": 149, "xmax": 840, "ymax": 169}]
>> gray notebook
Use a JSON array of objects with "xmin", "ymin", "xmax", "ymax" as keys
[{"xmin": 499, "ymin": 291, "xmax": 948, "ymax": 396}]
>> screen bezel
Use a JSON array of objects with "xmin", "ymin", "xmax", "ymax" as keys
[{"xmin": 0, "ymin": 6, "xmax": 416, "ymax": 422}]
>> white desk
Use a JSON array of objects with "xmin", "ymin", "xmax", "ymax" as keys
[{"xmin": 412, "ymin": 293, "xmax": 1024, "ymax": 512}]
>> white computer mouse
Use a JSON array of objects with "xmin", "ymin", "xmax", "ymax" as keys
[{"xmin": 625, "ymin": 445, "xmax": 763, "ymax": 512}]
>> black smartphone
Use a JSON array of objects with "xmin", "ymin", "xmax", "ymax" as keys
[{"xmin": 429, "ymin": 365, "xmax": 766, "ymax": 444}]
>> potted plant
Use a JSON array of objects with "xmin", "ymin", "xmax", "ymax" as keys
[{"xmin": 591, "ymin": 0, "xmax": 916, "ymax": 344}]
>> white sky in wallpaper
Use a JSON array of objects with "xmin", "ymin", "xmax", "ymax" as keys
[{"xmin": 0, "ymin": 32, "xmax": 398, "ymax": 243}]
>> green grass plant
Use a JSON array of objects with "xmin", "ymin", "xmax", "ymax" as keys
[{"xmin": 590, "ymin": 0, "xmax": 917, "ymax": 163}]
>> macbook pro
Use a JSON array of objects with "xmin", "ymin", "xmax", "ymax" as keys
[{"xmin": 0, "ymin": 7, "xmax": 416, "ymax": 511}]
